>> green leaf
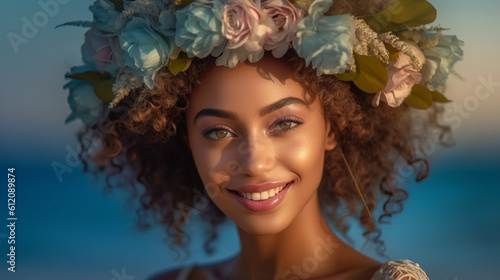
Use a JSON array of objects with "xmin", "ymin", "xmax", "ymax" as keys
[
  {"xmin": 431, "ymin": 90, "xmax": 451, "ymax": 103},
  {"xmin": 67, "ymin": 71, "xmax": 114, "ymax": 102},
  {"xmin": 176, "ymin": 0, "xmax": 196, "ymax": 8},
  {"xmin": 109, "ymin": 0, "xmax": 124, "ymax": 11},
  {"xmin": 352, "ymin": 54, "xmax": 388, "ymax": 94},
  {"xmin": 385, "ymin": 43, "xmax": 400, "ymax": 61},
  {"xmin": 390, "ymin": 0, "xmax": 436, "ymax": 26},
  {"xmin": 94, "ymin": 79, "xmax": 115, "ymax": 102},
  {"xmin": 404, "ymin": 84, "xmax": 433, "ymax": 109},
  {"xmin": 168, "ymin": 52, "xmax": 192, "ymax": 76},
  {"xmin": 66, "ymin": 71, "xmax": 111, "ymax": 84},
  {"xmin": 362, "ymin": 19, "xmax": 402, "ymax": 33},
  {"xmin": 361, "ymin": 0, "xmax": 436, "ymax": 32},
  {"xmin": 335, "ymin": 70, "xmax": 359, "ymax": 82},
  {"xmin": 55, "ymin": 21, "xmax": 92, "ymax": 29},
  {"xmin": 288, "ymin": 0, "xmax": 315, "ymax": 12}
]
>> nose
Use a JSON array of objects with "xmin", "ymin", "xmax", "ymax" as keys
[{"xmin": 235, "ymin": 135, "xmax": 276, "ymax": 177}]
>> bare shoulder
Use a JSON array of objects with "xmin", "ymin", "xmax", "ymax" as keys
[{"xmin": 345, "ymin": 263, "xmax": 383, "ymax": 280}]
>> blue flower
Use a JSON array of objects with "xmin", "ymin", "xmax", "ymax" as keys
[
  {"xmin": 119, "ymin": 16, "xmax": 174, "ymax": 89},
  {"xmin": 421, "ymin": 34, "xmax": 464, "ymax": 90},
  {"xmin": 89, "ymin": 0, "xmax": 127, "ymax": 34},
  {"xmin": 292, "ymin": 0, "xmax": 353, "ymax": 75},
  {"xmin": 175, "ymin": 0, "xmax": 226, "ymax": 58},
  {"xmin": 64, "ymin": 65, "xmax": 104, "ymax": 126},
  {"xmin": 158, "ymin": 9, "xmax": 177, "ymax": 37}
]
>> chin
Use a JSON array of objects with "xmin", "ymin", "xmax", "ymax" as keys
[{"xmin": 232, "ymin": 211, "xmax": 295, "ymax": 236}]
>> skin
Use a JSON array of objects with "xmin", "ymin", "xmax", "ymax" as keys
[{"xmin": 163, "ymin": 55, "xmax": 381, "ymax": 280}]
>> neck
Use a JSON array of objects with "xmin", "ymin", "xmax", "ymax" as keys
[{"xmin": 230, "ymin": 191, "xmax": 344, "ymax": 280}]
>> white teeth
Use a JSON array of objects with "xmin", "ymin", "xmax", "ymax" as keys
[
  {"xmin": 269, "ymin": 188, "xmax": 275, "ymax": 197},
  {"xmin": 237, "ymin": 183, "xmax": 288, "ymax": 201},
  {"xmin": 252, "ymin": 192, "xmax": 261, "ymax": 200},
  {"xmin": 261, "ymin": 191, "xmax": 269, "ymax": 200}
]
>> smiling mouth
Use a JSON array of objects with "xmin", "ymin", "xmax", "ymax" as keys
[{"xmin": 229, "ymin": 181, "xmax": 292, "ymax": 201}]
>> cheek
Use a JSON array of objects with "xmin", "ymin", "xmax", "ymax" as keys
[
  {"xmin": 190, "ymin": 148, "xmax": 222, "ymax": 199},
  {"xmin": 189, "ymin": 139, "xmax": 235, "ymax": 194},
  {"xmin": 279, "ymin": 129, "xmax": 327, "ymax": 184},
  {"xmin": 191, "ymin": 143, "xmax": 220, "ymax": 180}
]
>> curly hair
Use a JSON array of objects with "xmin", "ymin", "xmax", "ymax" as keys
[{"xmin": 76, "ymin": 0, "xmax": 451, "ymax": 259}]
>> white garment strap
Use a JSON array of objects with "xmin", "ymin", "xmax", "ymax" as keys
[{"xmin": 176, "ymin": 266, "xmax": 194, "ymax": 280}]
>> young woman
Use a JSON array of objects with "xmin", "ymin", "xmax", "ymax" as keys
[{"xmin": 63, "ymin": 0, "xmax": 462, "ymax": 279}]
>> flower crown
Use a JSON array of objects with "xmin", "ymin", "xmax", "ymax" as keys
[{"xmin": 61, "ymin": 0, "xmax": 463, "ymax": 125}]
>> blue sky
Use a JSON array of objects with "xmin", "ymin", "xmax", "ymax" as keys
[{"xmin": 0, "ymin": 0, "xmax": 499, "ymax": 279}]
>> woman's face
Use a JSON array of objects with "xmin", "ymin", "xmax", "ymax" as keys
[{"xmin": 186, "ymin": 56, "xmax": 336, "ymax": 235}]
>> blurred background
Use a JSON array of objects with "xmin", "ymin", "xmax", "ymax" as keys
[{"xmin": 0, "ymin": 0, "xmax": 499, "ymax": 279}]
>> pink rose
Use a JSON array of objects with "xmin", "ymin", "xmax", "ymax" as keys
[
  {"xmin": 221, "ymin": 0, "xmax": 273, "ymax": 52},
  {"xmin": 373, "ymin": 42, "xmax": 426, "ymax": 107},
  {"xmin": 83, "ymin": 30, "xmax": 124, "ymax": 75},
  {"xmin": 263, "ymin": 0, "xmax": 303, "ymax": 57}
]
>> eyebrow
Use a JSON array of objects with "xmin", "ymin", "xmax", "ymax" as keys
[
  {"xmin": 193, "ymin": 108, "xmax": 238, "ymax": 123},
  {"xmin": 193, "ymin": 97, "xmax": 309, "ymax": 124},
  {"xmin": 259, "ymin": 97, "xmax": 309, "ymax": 117}
]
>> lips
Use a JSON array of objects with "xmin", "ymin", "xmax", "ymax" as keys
[
  {"xmin": 227, "ymin": 181, "xmax": 290, "ymax": 193},
  {"xmin": 228, "ymin": 181, "xmax": 293, "ymax": 212},
  {"xmin": 227, "ymin": 181, "xmax": 289, "ymax": 201}
]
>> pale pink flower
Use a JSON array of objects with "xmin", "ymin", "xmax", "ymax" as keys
[
  {"xmin": 373, "ymin": 42, "xmax": 426, "ymax": 107},
  {"xmin": 221, "ymin": 0, "xmax": 273, "ymax": 52},
  {"xmin": 262, "ymin": 0, "xmax": 303, "ymax": 57},
  {"xmin": 83, "ymin": 30, "xmax": 124, "ymax": 76}
]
